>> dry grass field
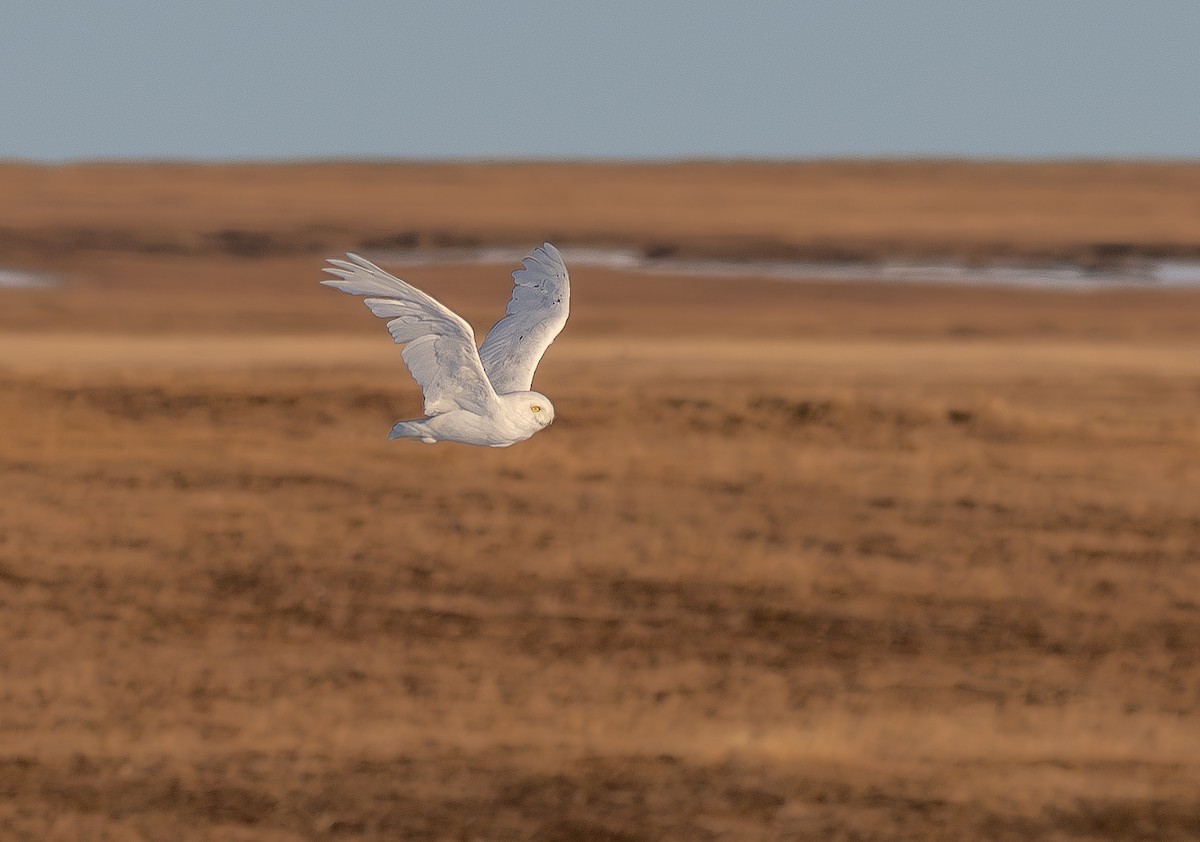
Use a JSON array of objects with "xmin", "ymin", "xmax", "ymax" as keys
[
  {"xmin": 2, "ymin": 162, "xmax": 1200, "ymax": 840},
  {"xmin": 4, "ymin": 160, "xmax": 1200, "ymax": 265}
]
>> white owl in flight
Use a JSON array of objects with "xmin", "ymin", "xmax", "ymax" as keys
[{"xmin": 322, "ymin": 243, "xmax": 569, "ymax": 447}]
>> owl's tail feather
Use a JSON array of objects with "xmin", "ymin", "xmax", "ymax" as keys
[{"xmin": 388, "ymin": 419, "xmax": 437, "ymax": 443}]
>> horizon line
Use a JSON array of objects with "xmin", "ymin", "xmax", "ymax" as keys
[{"xmin": 3, "ymin": 153, "xmax": 1199, "ymax": 167}]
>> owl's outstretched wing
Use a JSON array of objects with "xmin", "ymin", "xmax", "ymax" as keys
[
  {"xmin": 478, "ymin": 243, "xmax": 570, "ymax": 394},
  {"xmin": 322, "ymin": 253, "xmax": 497, "ymax": 416}
]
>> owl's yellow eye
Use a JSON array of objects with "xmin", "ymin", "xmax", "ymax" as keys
[{"xmin": 531, "ymin": 405, "xmax": 542, "ymax": 413}]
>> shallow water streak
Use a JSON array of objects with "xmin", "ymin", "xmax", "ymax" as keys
[
  {"xmin": 367, "ymin": 247, "xmax": 1200, "ymax": 291},
  {"xmin": 0, "ymin": 268, "xmax": 56, "ymax": 289}
]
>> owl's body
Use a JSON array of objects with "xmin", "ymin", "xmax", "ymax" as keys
[{"xmin": 388, "ymin": 390, "xmax": 555, "ymax": 447}]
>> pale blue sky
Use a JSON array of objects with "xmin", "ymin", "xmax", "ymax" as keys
[{"xmin": 2, "ymin": 1, "xmax": 1197, "ymax": 161}]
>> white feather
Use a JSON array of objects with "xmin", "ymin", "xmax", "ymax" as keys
[
  {"xmin": 321, "ymin": 245, "xmax": 569, "ymax": 446},
  {"xmin": 478, "ymin": 243, "xmax": 570, "ymax": 394}
]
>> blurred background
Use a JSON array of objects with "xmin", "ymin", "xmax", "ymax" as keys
[{"xmin": 2, "ymin": 3, "xmax": 1200, "ymax": 840}]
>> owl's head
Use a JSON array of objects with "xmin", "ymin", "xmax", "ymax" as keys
[{"xmin": 528, "ymin": 392, "xmax": 555, "ymax": 427}]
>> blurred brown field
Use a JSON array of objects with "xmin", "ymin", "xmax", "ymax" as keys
[
  {"xmin": 1, "ymin": 162, "xmax": 1200, "ymax": 841},
  {"xmin": 4, "ymin": 159, "xmax": 1200, "ymax": 264}
]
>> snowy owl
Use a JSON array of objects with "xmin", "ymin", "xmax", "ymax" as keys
[{"xmin": 322, "ymin": 243, "xmax": 569, "ymax": 447}]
